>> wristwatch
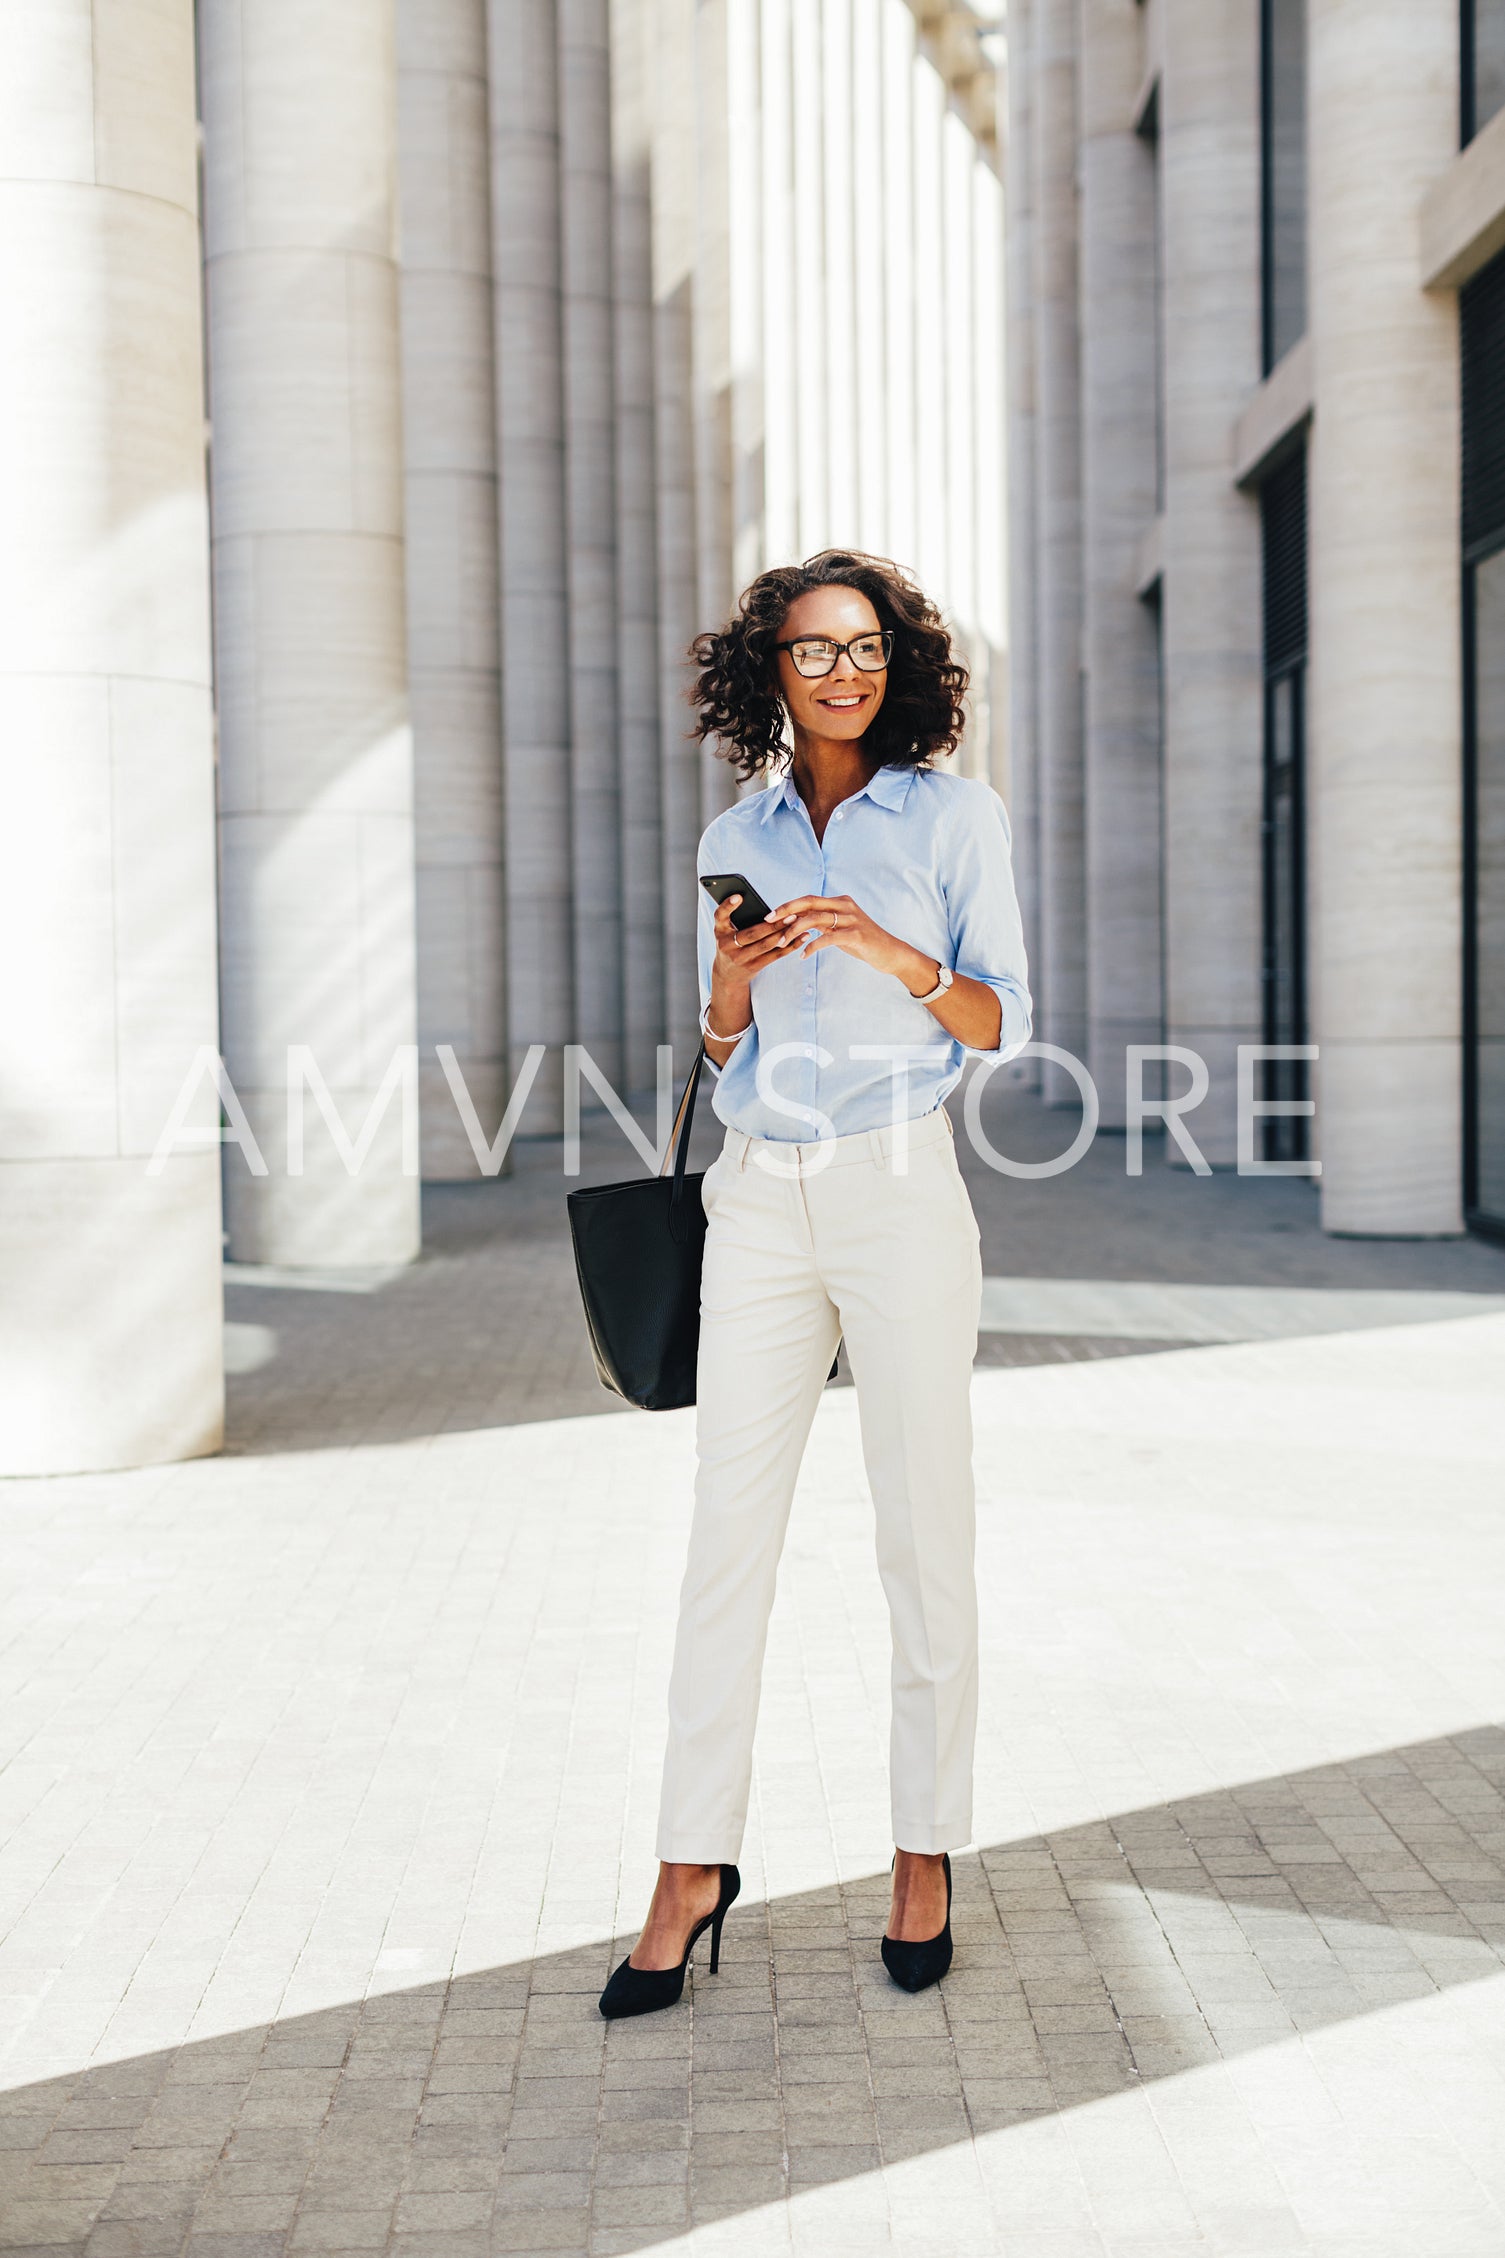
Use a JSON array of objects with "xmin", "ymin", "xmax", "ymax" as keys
[{"xmin": 913, "ymin": 962, "xmax": 953, "ymax": 1005}]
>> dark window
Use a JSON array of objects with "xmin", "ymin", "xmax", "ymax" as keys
[
  {"xmin": 1462, "ymin": 248, "xmax": 1505, "ymax": 554},
  {"xmin": 1260, "ymin": 447, "xmax": 1308, "ymax": 1162},
  {"xmin": 1138, "ymin": 83, "xmax": 1165, "ymax": 514},
  {"xmin": 1463, "ymin": 0, "xmax": 1505, "ymax": 144},
  {"xmin": 1463, "ymin": 246, "xmax": 1505, "ymax": 1234},
  {"xmin": 1260, "ymin": 0, "xmax": 1307, "ymax": 374}
]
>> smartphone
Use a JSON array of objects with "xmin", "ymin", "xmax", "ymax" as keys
[{"xmin": 700, "ymin": 871, "xmax": 773, "ymax": 931}]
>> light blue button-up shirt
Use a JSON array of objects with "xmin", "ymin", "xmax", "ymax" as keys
[{"xmin": 696, "ymin": 763, "xmax": 1032, "ymax": 1141}]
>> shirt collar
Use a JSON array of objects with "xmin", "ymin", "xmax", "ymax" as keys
[{"xmin": 759, "ymin": 763, "xmax": 919, "ymax": 822}]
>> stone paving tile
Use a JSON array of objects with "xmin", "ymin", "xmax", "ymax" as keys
[
  {"xmin": 5, "ymin": 1740, "xmax": 1503, "ymax": 2256},
  {"xmin": 5, "ymin": 1098, "xmax": 1505, "ymax": 2256}
]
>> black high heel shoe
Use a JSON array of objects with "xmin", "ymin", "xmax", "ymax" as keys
[
  {"xmin": 598, "ymin": 1865, "xmax": 741, "ymax": 2019},
  {"xmin": 881, "ymin": 1852, "xmax": 952, "ymax": 1993}
]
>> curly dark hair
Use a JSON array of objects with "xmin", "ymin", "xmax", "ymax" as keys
[{"xmin": 689, "ymin": 550, "xmax": 968, "ymax": 781}]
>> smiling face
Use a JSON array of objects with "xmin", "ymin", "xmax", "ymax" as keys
[{"xmin": 774, "ymin": 583, "xmax": 889, "ymax": 746}]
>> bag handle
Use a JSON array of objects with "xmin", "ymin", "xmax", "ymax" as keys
[{"xmin": 661, "ymin": 1041, "xmax": 707, "ymax": 1242}]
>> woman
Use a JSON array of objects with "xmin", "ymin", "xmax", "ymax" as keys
[{"xmin": 599, "ymin": 550, "xmax": 1031, "ymax": 2019}]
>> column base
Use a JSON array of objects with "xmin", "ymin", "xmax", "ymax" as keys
[{"xmin": 0, "ymin": 1155, "xmax": 224, "ymax": 1476}]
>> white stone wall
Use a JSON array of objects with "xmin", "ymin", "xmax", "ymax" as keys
[
  {"xmin": 1007, "ymin": 0, "xmax": 1473, "ymax": 1228},
  {"xmin": 0, "ymin": 0, "xmax": 224, "ymax": 1473}
]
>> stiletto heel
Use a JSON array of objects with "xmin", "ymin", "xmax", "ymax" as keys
[
  {"xmin": 598, "ymin": 1865, "xmax": 740, "ymax": 2019},
  {"xmin": 881, "ymin": 1852, "xmax": 953, "ymax": 1994}
]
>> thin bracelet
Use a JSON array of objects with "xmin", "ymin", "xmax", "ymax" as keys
[{"xmin": 702, "ymin": 1007, "xmax": 751, "ymax": 1046}]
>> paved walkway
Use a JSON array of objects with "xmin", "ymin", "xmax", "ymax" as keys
[{"xmin": 4, "ymin": 1088, "xmax": 1505, "ymax": 2257}]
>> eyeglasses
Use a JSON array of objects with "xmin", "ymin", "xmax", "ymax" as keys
[{"xmin": 775, "ymin": 630, "xmax": 893, "ymax": 679}]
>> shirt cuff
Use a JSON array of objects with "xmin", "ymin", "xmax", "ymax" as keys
[{"xmin": 960, "ymin": 976, "xmax": 1033, "ymax": 1060}]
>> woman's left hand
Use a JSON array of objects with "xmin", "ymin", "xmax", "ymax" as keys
[
  {"xmin": 772, "ymin": 894, "xmax": 935, "ymax": 992},
  {"xmin": 774, "ymin": 891, "xmax": 1004, "ymax": 1047}
]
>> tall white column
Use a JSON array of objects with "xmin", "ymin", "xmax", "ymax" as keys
[
  {"xmin": 694, "ymin": 0, "xmax": 739, "ymax": 826},
  {"xmin": 882, "ymin": 0, "xmax": 918, "ymax": 577},
  {"xmin": 651, "ymin": 0, "xmax": 702, "ymax": 1058},
  {"xmin": 1078, "ymin": 0, "xmax": 1162, "ymax": 1124},
  {"xmin": 761, "ymin": 0, "xmax": 801, "ymax": 567},
  {"xmin": 0, "ymin": 0, "xmax": 223, "ymax": 1473},
  {"xmin": 853, "ymin": 0, "xmax": 889, "ymax": 557},
  {"xmin": 1005, "ymin": 0, "xmax": 1043, "ymax": 999},
  {"xmin": 823, "ymin": 0, "xmax": 860, "ymax": 551},
  {"xmin": 489, "ymin": 0, "xmax": 573, "ymax": 1130},
  {"xmin": 1031, "ymin": 0, "xmax": 1087, "ymax": 1096},
  {"xmin": 203, "ymin": 0, "xmax": 421, "ymax": 1264},
  {"xmin": 943, "ymin": 107, "xmax": 980, "ymax": 772},
  {"xmin": 792, "ymin": 3, "xmax": 830, "ymax": 556},
  {"xmin": 1308, "ymin": 0, "xmax": 1462, "ymax": 1232},
  {"xmin": 561, "ymin": 0, "xmax": 626, "ymax": 1088},
  {"xmin": 611, "ymin": 0, "xmax": 666, "ymax": 1091},
  {"xmin": 397, "ymin": 0, "xmax": 506, "ymax": 1178},
  {"xmin": 728, "ymin": 0, "xmax": 767, "ymax": 593},
  {"xmin": 973, "ymin": 150, "xmax": 1010, "ymax": 801},
  {"xmin": 913, "ymin": 55, "xmax": 949, "ymax": 603},
  {"xmin": 1160, "ymin": 0, "xmax": 1263, "ymax": 1162}
]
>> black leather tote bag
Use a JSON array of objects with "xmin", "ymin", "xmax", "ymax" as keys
[{"xmin": 566, "ymin": 1044, "xmax": 709, "ymax": 1412}]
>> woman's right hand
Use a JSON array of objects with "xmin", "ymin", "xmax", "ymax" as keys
[{"xmin": 704, "ymin": 894, "xmax": 802, "ymax": 1056}]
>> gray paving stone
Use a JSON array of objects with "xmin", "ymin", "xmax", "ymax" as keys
[{"xmin": 4, "ymin": 1099, "xmax": 1505, "ymax": 2257}]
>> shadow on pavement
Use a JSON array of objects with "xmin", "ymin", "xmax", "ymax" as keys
[
  {"xmin": 4, "ymin": 1728, "xmax": 1501, "ymax": 2252},
  {"xmin": 223, "ymin": 1086, "xmax": 1505, "ymax": 1456}
]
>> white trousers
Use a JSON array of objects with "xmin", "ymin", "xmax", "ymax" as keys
[{"xmin": 656, "ymin": 1106, "xmax": 983, "ymax": 1862}]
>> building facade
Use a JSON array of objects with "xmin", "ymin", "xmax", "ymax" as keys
[
  {"xmin": 1006, "ymin": 0, "xmax": 1505, "ymax": 1240},
  {"xmin": 0, "ymin": 0, "xmax": 1005, "ymax": 1475}
]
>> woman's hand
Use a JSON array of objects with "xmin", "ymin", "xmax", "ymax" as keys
[
  {"xmin": 771, "ymin": 894, "xmax": 930, "ymax": 990},
  {"xmin": 703, "ymin": 893, "xmax": 802, "ymax": 1060},
  {"xmin": 772, "ymin": 893, "xmax": 1004, "ymax": 1051}
]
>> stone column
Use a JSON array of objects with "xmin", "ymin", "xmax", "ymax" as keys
[
  {"xmin": 489, "ymin": 0, "xmax": 573, "ymax": 1130},
  {"xmin": 791, "ymin": 1, "xmax": 830, "ymax": 555},
  {"xmin": 1005, "ymin": 0, "xmax": 1043, "ymax": 993},
  {"xmin": 651, "ymin": 0, "xmax": 702, "ymax": 1058},
  {"xmin": 761, "ymin": 0, "xmax": 801, "ymax": 566},
  {"xmin": 397, "ymin": 0, "xmax": 506, "ymax": 1178},
  {"xmin": 694, "ymin": 0, "xmax": 739, "ymax": 826},
  {"xmin": 823, "ymin": 0, "xmax": 860, "ymax": 551},
  {"xmin": 561, "ymin": 0, "xmax": 625, "ymax": 1089},
  {"xmin": 1307, "ymin": 0, "xmax": 1462, "ymax": 1232},
  {"xmin": 1159, "ymin": 0, "xmax": 1263, "ymax": 1162},
  {"xmin": 1031, "ymin": 0, "xmax": 1087, "ymax": 1096},
  {"xmin": 972, "ymin": 151, "xmax": 1010, "ymax": 800},
  {"xmin": 882, "ymin": 0, "xmax": 918, "ymax": 579},
  {"xmin": 945, "ymin": 110, "xmax": 982, "ymax": 776},
  {"xmin": 203, "ymin": 0, "xmax": 420, "ymax": 1264},
  {"xmin": 913, "ymin": 54, "xmax": 949, "ymax": 603},
  {"xmin": 853, "ymin": 0, "xmax": 889, "ymax": 556},
  {"xmin": 1078, "ymin": 0, "xmax": 1163, "ymax": 1124},
  {"xmin": 610, "ymin": 0, "xmax": 666, "ymax": 1092},
  {"xmin": 0, "ymin": 0, "xmax": 223, "ymax": 1473},
  {"xmin": 728, "ymin": 0, "xmax": 767, "ymax": 593}
]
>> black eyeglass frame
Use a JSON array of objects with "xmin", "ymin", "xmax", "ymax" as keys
[{"xmin": 773, "ymin": 630, "xmax": 894, "ymax": 678}]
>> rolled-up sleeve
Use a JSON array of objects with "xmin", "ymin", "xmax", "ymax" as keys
[{"xmin": 943, "ymin": 783, "xmax": 1033, "ymax": 1058}]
